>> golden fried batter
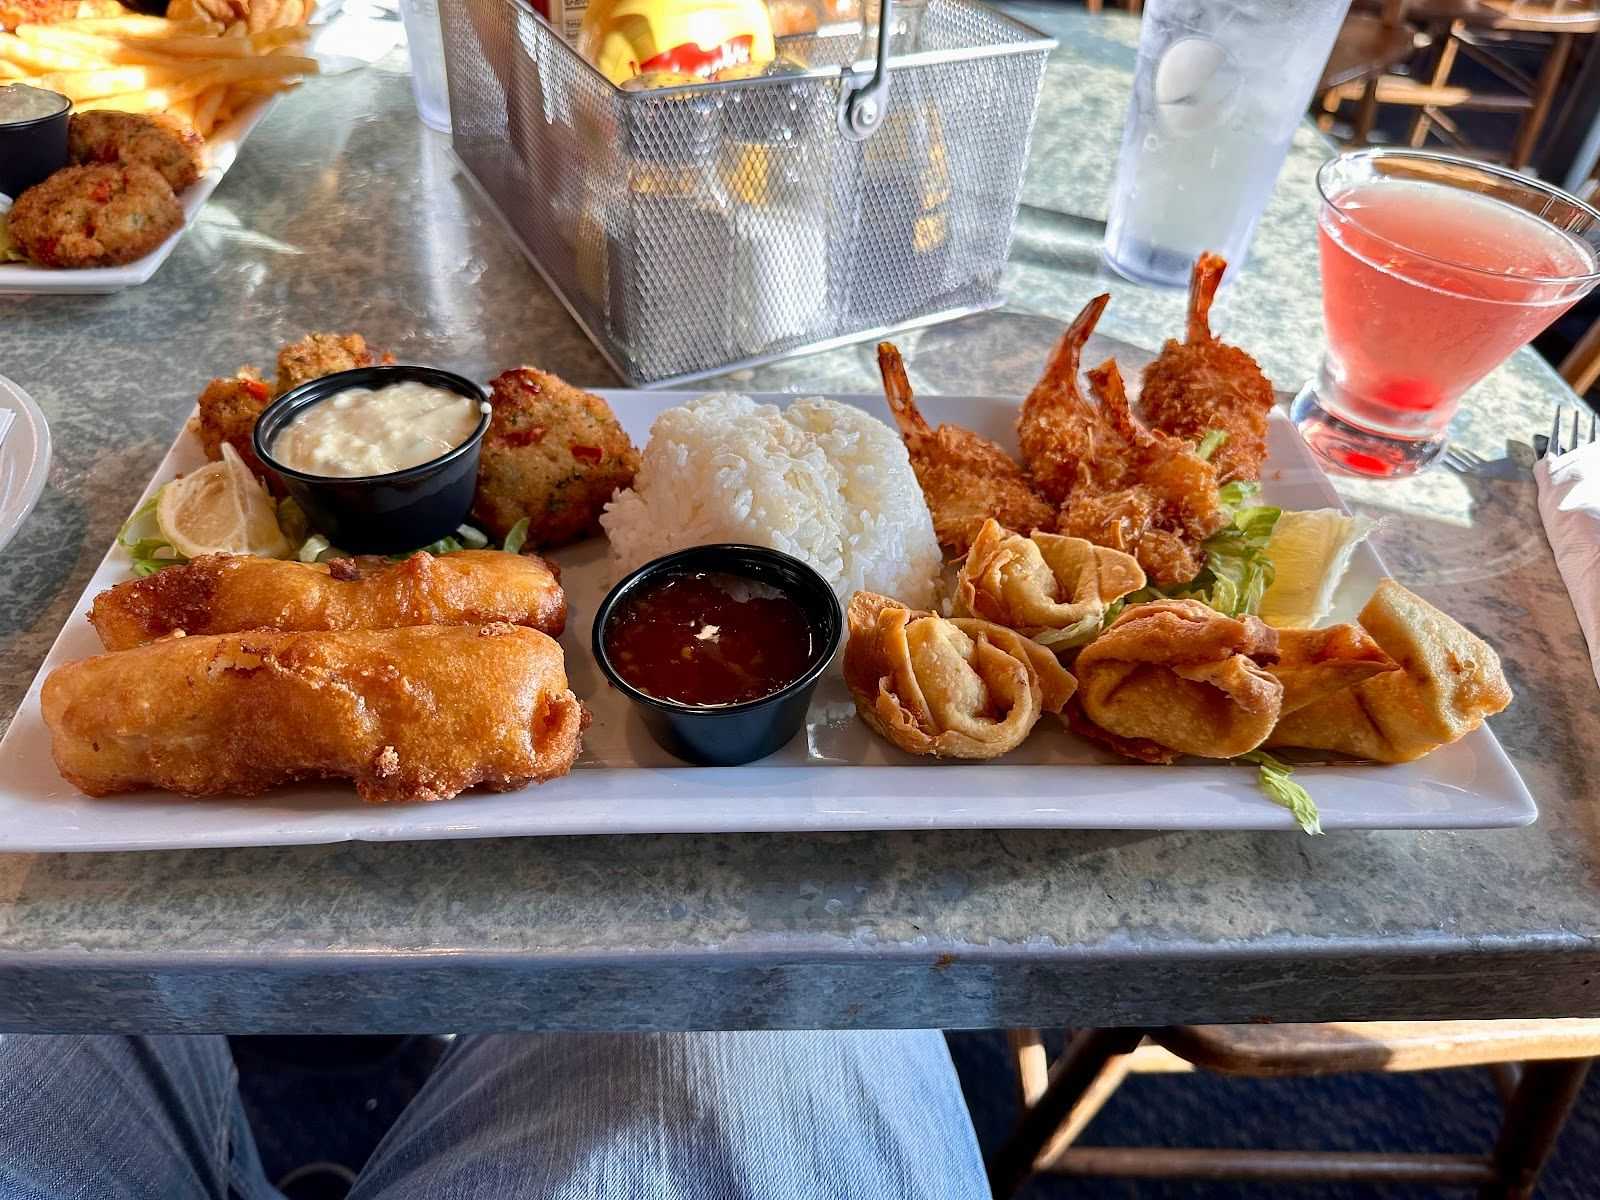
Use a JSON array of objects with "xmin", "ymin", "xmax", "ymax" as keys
[
  {"xmin": 471, "ymin": 366, "xmax": 640, "ymax": 547},
  {"xmin": 89, "ymin": 549, "xmax": 567, "ymax": 650},
  {"xmin": 68, "ymin": 111, "xmax": 204, "ymax": 192},
  {"xmin": 1140, "ymin": 253, "xmax": 1275, "ymax": 484},
  {"xmin": 1018, "ymin": 292, "xmax": 1108, "ymax": 505},
  {"xmin": 42, "ymin": 623, "xmax": 584, "ymax": 802},
  {"xmin": 1, "ymin": 0, "xmax": 125, "ymax": 31},
  {"xmin": 7, "ymin": 163, "xmax": 181, "ymax": 268},
  {"xmin": 1053, "ymin": 361, "xmax": 1226, "ymax": 588},
  {"xmin": 877, "ymin": 342, "xmax": 1053, "ymax": 556}
]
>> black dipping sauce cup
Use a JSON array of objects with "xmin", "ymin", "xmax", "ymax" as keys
[
  {"xmin": 254, "ymin": 365, "xmax": 491, "ymax": 556},
  {"xmin": 0, "ymin": 86, "xmax": 70, "ymax": 199},
  {"xmin": 593, "ymin": 545, "xmax": 844, "ymax": 767}
]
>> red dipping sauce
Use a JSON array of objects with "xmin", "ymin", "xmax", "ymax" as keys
[{"xmin": 602, "ymin": 569, "xmax": 816, "ymax": 707}]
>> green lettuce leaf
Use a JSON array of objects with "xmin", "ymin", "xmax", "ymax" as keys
[
  {"xmin": 1239, "ymin": 750, "xmax": 1322, "ymax": 835},
  {"xmin": 1195, "ymin": 429, "xmax": 1228, "ymax": 462},
  {"xmin": 117, "ymin": 491, "xmax": 185, "ymax": 576},
  {"xmin": 502, "ymin": 518, "xmax": 530, "ymax": 556}
]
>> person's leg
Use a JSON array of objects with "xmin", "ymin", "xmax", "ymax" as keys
[
  {"xmin": 0, "ymin": 1034, "xmax": 280, "ymax": 1200},
  {"xmin": 349, "ymin": 1030, "xmax": 986, "ymax": 1200}
]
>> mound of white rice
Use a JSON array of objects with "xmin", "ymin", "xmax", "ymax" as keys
[{"xmin": 600, "ymin": 393, "xmax": 941, "ymax": 609}]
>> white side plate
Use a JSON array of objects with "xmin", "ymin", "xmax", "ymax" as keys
[
  {"xmin": 0, "ymin": 389, "xmax": 1537, "ymax": 850},
  {"xmin": 0, "ymin": 374, "xmax": 51, "ymax": 553},
  {"xmin": 0, "ymin": 97, "xmax": 275, "ymax": 296}
]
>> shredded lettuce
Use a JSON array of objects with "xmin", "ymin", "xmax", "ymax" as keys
[
  {"xmin": 1133, "ymin": 482, "xmax": 1281, "ymax": 617},
  {"xmin": 117, "ymin": 492, "xmax": 185, "ymax": 576},
  {"xmin": 502, "ymin": 518, "xmax": 530, "ymax": 556},
  {"xmin": 457, "ymin": 523, "xmax": 490, "ymax": 550},
  {"xmin": 298, "ymin": 534, "xmax": 338, "ymax": 563},
  {"xmin": 1033, "ymin": 611, "xmax": 1104, "ymax": 650},
  {"xmin": 1239, "ymin": 750, "xmax": 1322, "ymax": 835},
  {"xmin": 1195, "ymin": 429, "xmax": 1228, "ymax": 461}
]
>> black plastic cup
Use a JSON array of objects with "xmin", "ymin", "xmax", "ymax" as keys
[
  {"xmin": 0, "ymin": 86, "xmax": 70, "ymax": 199},
  {"xmin": 253, "ymin": 365, "xmax": 491, "ymax": 556},
  {"xmin": 592, "ymin": 544, "xmax": 844, "ymax": 767}
]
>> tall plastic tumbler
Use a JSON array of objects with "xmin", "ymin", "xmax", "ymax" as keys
[
  {"xmin": 1104, "ymin": 0, "xmax": 1351, "ymax": 288},
  {"xmin": 400, "ymin": 0, "xmax": 451, "ymax": 133}
]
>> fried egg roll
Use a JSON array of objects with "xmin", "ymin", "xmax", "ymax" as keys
[
  {"xmin": 88, "ymin": 550, "xmax": 566, "ymax": 651},
  {"xmin": 42, "ymin": 624, "xmax": 583, "ymax": 802}
]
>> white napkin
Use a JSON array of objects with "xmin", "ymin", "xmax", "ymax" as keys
[{"xmin": 1536, "ymin": 440, "xmax": 1600, "ymax": 689}]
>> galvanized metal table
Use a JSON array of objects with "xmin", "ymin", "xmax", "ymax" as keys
[{"xmin": 1, "ymin": 7, "xmax": 1595, "ymax": 1032}]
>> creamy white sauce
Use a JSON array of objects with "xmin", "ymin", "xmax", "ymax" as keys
[
  {"xmin": 272, "ymin": 380, "xmax": 485, "ymax": 477},
  {"xmin": 0, "ymin": 84, "xmax": 68, "ymax": 125}
]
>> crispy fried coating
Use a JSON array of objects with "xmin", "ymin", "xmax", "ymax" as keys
[
  {"xmin": 876, "ymin": 342, "xmax": 1054, "ymax": 556},
  {"xmin": 1018, "ymin": 292, "xmax": 1109, "ymax": 505},
  {"xmin": 953, "ymin": 518, "xmax": 1144, "ymax": 647},
  {"xmin": 192, "ymin": 367, "xmax": 274, "ymax": 482},
  {"xmin": 1073, "ymin": 598, "xmax": 1282, "ymax": 762},
  {"xmin": 1267, "ymin": 580, "xmax": 1512, "ymax": 763},
  {"xmin": 1140, "ymin": 253, "xmax": 1275, "ymax": 484},
  {"xmin": 1269, "ymin": 623, "xmax": 1396, "ymax": 718},
  {"xmin": 42, "ymin": 623, "xmax": 584, "ymax": 802},
  {"xmin": 470, "ymin": 366, "xmax": 640, "ymax": 547},
  {"xmin": 273, "ymin": 331, "xmax": 388, "ymax": 397},
  {"xmin": 68, "ymin": 111, "xmax": 204, "ymax": 192},
  {"xmin": 844, "ymin": 591, "xmax": 1075, "ymax": 760},
  {"xmin": 88, "ymin": 549, "xmax": 567, "ymax": 651},
  {"xmin": 1053, "ymin": 360, "xmax": 1226, "ymax": 588},
  {"xmin": 1, "ymin": 0, "xmax": 124, "ymax": 30},
  {"xmin": 7, "ymin": 163, "xmax": 181, "ymax": 268}
]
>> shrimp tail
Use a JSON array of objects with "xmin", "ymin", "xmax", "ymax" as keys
[
  {"xmin": 1087, "ymin": 358, "xmax": 1144, "ymax": 445},
  {"xmin": 876, "ymin": 342, "xmax": 930, "ymax": 440},
  {"xmin": 1041, "ymin": 292, "xmax": 1110, "ymax": 401},
  {"xmin": 1187, "ymin": 252, "xmax": 1227, "ymax": 344}
]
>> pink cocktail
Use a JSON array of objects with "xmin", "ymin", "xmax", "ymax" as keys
[{"xmin": 1293, "ymin": 150, "xmax": 1600, "ymax": 477}]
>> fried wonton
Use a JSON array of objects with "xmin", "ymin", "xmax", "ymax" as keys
[
  {"xmin": 1266, "ymin": 580, "xmax": 1511, "ymax": 763},
  {"xmin": 843, "ymin": 591, "xmax": 1075, "ymax": 760},
  {"xmin": 1270, "ymin": 623, "xmax": 1397, "ymax": 717},
  {"xmin": 953, "ymin": 519, "xmax": 1146, "ymax": 649},
  {"xmin": 1073, "ymin": 598, "xmax": 1282, "ymax": 762}
]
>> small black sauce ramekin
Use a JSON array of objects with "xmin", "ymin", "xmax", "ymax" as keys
[
  {"xmin": 253, "ymin": 365, "xmax": 491, "ymax": 556},
  {"xmin": 592, "ymin": 544, "xmax": 844, "ymax": 767},
  {"xmin": 0, "ymin": 86, "xmax": 70, "ymax": 199}
]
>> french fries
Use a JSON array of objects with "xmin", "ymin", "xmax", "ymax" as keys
[{"xmin": 0, "ymin": 7, "xmax": 315, "ymax": 143}]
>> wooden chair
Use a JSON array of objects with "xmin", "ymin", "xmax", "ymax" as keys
[
  {"xmin": 1322, "ymin": 0, "xmax": 1600, "ymax": 168},
  {"xmin": 1317, "ymin": 0, "xmax": 1423, "ymax": 144},
  {"xmin": 989, "ymin": 1020, "xmax": 1600, "ymax": 1199}
]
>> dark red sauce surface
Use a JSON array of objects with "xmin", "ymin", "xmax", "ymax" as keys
[{"xmin": 604, "ymin": 569, "xmax": 815, "ymax": 707}]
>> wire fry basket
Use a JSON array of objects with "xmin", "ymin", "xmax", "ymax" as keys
[{"xmin": 439, "ymin": 0, "xmax": 1055, "ymax": 385}]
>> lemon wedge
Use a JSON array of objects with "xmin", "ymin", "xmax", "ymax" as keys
[
  {"xmin": 156, "ymin": 443, "xmax": 293, "ymax": 560},
  {"xmin": 1258, "ymin": 508, "xmax": 1375, "ymax": 629}
]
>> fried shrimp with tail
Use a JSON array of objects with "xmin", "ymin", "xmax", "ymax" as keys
[
  {"xmin": 1017, "ymin": 291, "xmax": 1109, "ymax": 504},
  {"xmin": 1054, "ymin": 360, "xmax": 1226, "ymax": 588},
  {"xmin": 877, "ymin": 342, "xmax": 1054, "ymax": 556},
  {"xmin": 1140, "ymin": 253, "xmax": 1275, "ymax": 484}
]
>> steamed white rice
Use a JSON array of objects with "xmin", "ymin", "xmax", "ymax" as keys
[{"xmin": 600, "ymin": 393, "xmax": 941, "ymax": 609}]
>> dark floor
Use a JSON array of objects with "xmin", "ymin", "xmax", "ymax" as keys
[{"xmin": 233, "ymin": 1033, "xmax": 1600, "ymax": 1198}]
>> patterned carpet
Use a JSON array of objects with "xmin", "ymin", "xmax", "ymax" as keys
[{"xmin": 232, "ymin": 1033, "xmax": 1600, "ymax": 1198}]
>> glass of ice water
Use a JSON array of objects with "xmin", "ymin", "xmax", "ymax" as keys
[
  {"xmin": 400, "ymin": 0, "xmax": 452, "ymax": 133},
  {"xmin": 1104, "ymin": 0, "xmax": 1351, "ymax": 288}
]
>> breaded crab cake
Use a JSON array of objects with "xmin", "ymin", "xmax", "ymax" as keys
[
  {"xmin": 7, "ymin": 164, "xmax": 182, "ymax": 269},
  {"xmin": 68, "ymin": 111, "xmax": 205, "ymax": 192}
]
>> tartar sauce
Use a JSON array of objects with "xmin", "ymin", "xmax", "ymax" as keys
[
  {"xmin": 0, "ymin": 84, "xmax": 68, "ymax": 126},
  {"xmin": 272, "ymin": 380, "xmax": 485, "ymax": 478}
]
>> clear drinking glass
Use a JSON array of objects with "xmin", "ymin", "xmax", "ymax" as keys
[
  {"xmin": 1292, "ymin": 149, "xmax": 1600, "ymax": 478},
  {"xmin": 1103, "ymin": 0, "xmax": 1350, "ymax": 288},
  {"xmin": 400, "ymin": 0, "xmax": 452, "ymax": 133}
]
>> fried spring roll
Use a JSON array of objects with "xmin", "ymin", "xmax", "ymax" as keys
[
  {"xmin": 88, "ymin": 550, "xmax": 566, "ymax": 651},
  {"xmin": 42, "ymin": 624, "xmax": 584, "ymax": 802}
]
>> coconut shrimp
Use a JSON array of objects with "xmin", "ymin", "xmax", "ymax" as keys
[
  {"xmin": 1016, "ymin": 291, "xmax": 1110, "ymax": 505},
  {"xmin": 877, "ymin": 342, "xmax": 1054, "ymax": 556},
  {"xmin": 1140, "ymin": 252, "xmax": 1275, "ymax": 484}
]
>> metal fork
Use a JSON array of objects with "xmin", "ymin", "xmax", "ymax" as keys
[{"xmin": 1545, "ymin": 404, "xmax": 1599, "ymax": 458}]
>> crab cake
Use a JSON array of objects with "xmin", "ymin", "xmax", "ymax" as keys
[
  {"xmin": 274, "ymin": 332, "xmax": 390, "ymax": 397},
  {"xmin": 471, "ymin": 367, "xmax": 640, "ymax": 548},
  {"xmin": 8, "ymin": 164, "xmax": 182, "ymax": 269},
  {"xmin": 68, "ymin": 111, "xmax": 205, "ymax": 192},
  {"xmin": 191, "ymin": 368, "xmax": 277, "ymax": 486}
]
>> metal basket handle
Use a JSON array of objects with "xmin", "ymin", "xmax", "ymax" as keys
[{"xmin": 838, "ymin": 0, "xmax": 894, "ymax": 141}]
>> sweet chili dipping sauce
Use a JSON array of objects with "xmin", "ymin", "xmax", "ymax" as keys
[{"xmin": 603, "ymin": 569, "xmax": 816, "ymax": 706}]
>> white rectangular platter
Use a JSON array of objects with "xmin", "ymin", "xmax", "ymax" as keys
[
  {"xmin": 0, "ymin": 96, "xmax": 274, "ymax": 296},
  {"xmin": 0, "ymin": 389, "xmax": 1536, "ymax": 851}
]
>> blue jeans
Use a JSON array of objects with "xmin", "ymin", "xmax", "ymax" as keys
[{"xmin": 0, "ymin": 1032, "xmax": 987, "ymax": 1199}]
